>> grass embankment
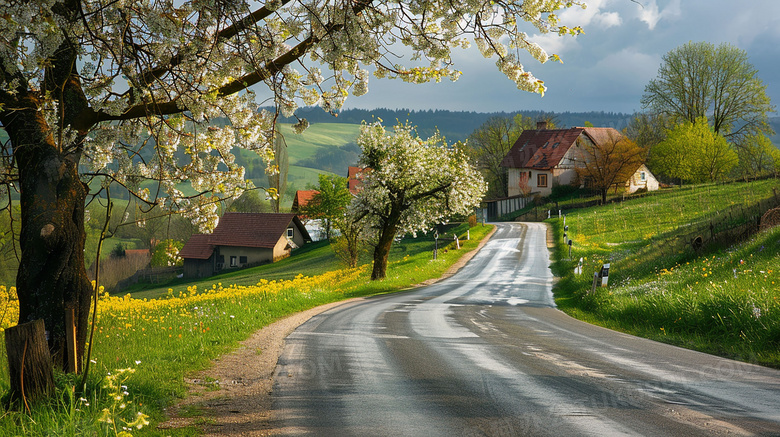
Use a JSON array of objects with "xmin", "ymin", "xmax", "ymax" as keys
[
  {"xmin": 550, "ymin": 180, "xmax": 780, "ymax": 368},
  {"xmin": 0, "ymin": 223, "xmax": 491, "ymax": 436}
]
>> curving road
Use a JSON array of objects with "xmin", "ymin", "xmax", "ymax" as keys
[{"xmin": 270, "ymin": 222, "xmax": 780, "ymax": 436}]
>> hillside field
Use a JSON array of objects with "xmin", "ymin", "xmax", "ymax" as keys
[{"xmin": 550, "ymin": 179, "xmax": 780, "ymax": 367}]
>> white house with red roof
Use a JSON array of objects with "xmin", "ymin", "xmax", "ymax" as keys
[{"xmin": 179, "ymin": 212, "xmax": 311, "ymax": 278}]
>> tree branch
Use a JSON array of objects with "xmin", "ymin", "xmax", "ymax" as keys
[
  {"xmin": 138, "ymin": 0, "xmax": 293, "ymax": 86},
  {"xmin": 81, "ymin": 0, "xmax": 374, "ymax": 128}
]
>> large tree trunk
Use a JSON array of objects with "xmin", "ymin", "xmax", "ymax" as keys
[
  {"xmin": 5, "ymin": 102, "xmax": 92, "ymax": 373},
  {"xmin": 370, "ymin": 206, "xmax": 402, "ymax": 280},
  {"xmin": 371, "ymin": 224, "xmax": 396, "ymax": 280}
]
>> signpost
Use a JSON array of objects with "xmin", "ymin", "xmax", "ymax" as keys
[{"xmin": 599, "ymin": 263, "xmax": 610, "ymax": 287}]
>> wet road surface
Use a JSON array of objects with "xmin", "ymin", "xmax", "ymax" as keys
[{"xmin": 271, "ymin": 222, "xmax": 780, "ymax": 436}]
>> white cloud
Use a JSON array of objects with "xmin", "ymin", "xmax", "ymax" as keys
[
  {"xmin": 595, "ymin": 11, "xmax": 622, "ymax": 28},
  {"xmin": 638, "ymin": 0, "xmax": 681, "ymax": 30},
  {"xmin": 526, "ymin": 0, "xmax": 624, "ymax": 57},
  {"xmin": 559, "ymin": 0, "xmax": 622, "ymax": 28}
]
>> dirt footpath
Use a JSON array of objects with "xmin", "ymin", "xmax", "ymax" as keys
[{"xmin": 158, "ymin": 225, "xmax": 497, "ymax": 436}]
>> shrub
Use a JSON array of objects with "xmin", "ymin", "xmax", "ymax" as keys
[{"xmin": 151, "ymin": 239, "xmax": 184, "ymax": 268}]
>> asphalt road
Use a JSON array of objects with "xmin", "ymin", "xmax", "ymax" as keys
[{"xmin": 270, "ymin": 222, "xmax": 780, "ymax": 436}]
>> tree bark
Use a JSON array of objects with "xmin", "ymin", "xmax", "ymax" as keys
[
  {"xmin": 371, "ymin": 224, "xmax": 396, "ymax": 280},
  {"xmin": 4, "ymin": 100, "xmax": 92, "ymax": 373},
  {"xmin": 5, "ymin": 319, "xmax": 55, "ymax": 404},
  {"xmin": 370, "ymin": 205, "xmax": 402, "ymax": 280}
]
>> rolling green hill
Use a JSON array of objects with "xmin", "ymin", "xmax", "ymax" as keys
[{"xmin": 551, "ymin": 179, "xmax": 780, "ymax": 367}]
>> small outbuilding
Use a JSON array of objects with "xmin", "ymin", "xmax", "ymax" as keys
[
  {"xmin": 179, "ymin": 212, "xmax": 311, "ymax": 279},
  {"xmin": 625, "ymin": 164, "xmax": 660, "ymax": 194}
]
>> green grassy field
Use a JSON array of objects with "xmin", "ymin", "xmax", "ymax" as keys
[
  {"xmin": 0, "ymin": 223, "xmax": 491, "ymax": 436},
  {"xmin": 278, "ymin": 122, "xmax": 360, "ymax": 163},
  {"xmin": 550, "ymin": 179, "xmax": 780, "ymax": 367}
]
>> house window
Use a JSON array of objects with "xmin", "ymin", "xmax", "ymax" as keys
[
  {"xmin": 640, "ymin": 171, "xmax": 647, "ymax": 181},
  {"xmin": 230, "ymin": 256, "xmax": 237, "ymax": 267},
  {"xmin": 537, "ymin": 173, "xmax": 548, "ymax": 187},
  {"xmin": 287, "ymin": 228, "xmax": 294, "ymax": 239},
  {"xmin": 239, "ymin": 256, "xmax": 247, "ymax": 264}
]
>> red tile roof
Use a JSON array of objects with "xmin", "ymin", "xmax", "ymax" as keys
[
  {"xmin": 179, "ymin": 213, "xmax": 311, "ymax": 260},
  {"xmin": 292, "ymin": 190, "xmax": 319, "ymax": 212},
  {"xmin": 500, "ymin": 128, "xmax": 584, "ymax": 170}
]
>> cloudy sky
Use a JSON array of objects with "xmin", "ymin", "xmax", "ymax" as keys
[{"xmin": 343, "ymin": 0, "xmax": 780, "ymax": 115}]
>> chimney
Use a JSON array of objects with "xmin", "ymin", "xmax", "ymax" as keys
[{"xmin": 536, "ymin": 121, "xmax": 548, "ymax": 130}]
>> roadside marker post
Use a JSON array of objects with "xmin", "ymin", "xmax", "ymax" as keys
[
  {"xmin": 599, "ymin": 263, "xmax": 610, "ymax": 287},
  {"xmin": 590, "ymin": 272, "xmax": 599, "ymax": 294}
]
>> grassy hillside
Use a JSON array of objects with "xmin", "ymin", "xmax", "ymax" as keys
[
  {"xmin": 550, "ymin": 179, "xmax": 780, "ymax": 367},
  {"xmin": 278, "ymin": 122, "xmax": 360, "ymax": 163}
]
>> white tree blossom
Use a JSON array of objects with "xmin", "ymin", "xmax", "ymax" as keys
[{"xmin": 353, "ymin": 120, "xmax": 486, "ymax": 280}]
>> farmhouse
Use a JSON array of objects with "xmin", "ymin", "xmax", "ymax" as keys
[
  {"xmin": 179, "ymin": 212, "xmax": 311, "ymax": 279},
  {"xmin": 500, "ymin": 122, "xmax": 658, "ymax": 198}
]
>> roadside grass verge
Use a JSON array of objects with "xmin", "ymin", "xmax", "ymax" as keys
[
  {"xmin": 550, "ymin": 180, "xmax": 780, "ymax": 368},
  {"xmin": 0, "ymin": 223, "xmax": 491, "ymax": 436}
]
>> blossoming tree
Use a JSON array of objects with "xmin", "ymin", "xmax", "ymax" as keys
[
  {"xmin": 0, "ymin": 0, "xmax": 582, "ymax": 371},
  {"xmin": 354, "ymin": 121, "xmax": 486, "ymax": 280}
]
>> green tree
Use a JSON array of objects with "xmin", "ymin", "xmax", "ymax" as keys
[
  {"xmin": 468, "ymin": 114, "xmax": 555, "ymax": 198},
  {"xmin": 0, "ymin": 1, "xmax": 583, "ymax": 372},
  {"xmin": 733, "ymin": 134, "xmax": 780, "ymax": 181},
  {"xmin": 355, "ymin": 121, "xmax": 486, "ymax": 280},
  {"xmin": 625, "ymin": 112, "xmax": 670, "ymax": 151},
  {"xmin": 574, "ymin": 132, "xmax": 647, "ymax": 203},
  {"xmin": 642, "ymin": 41, "xmax": 775, "ymax": 141},
  {"xmin": 331, "ymin": 210, "xmax": 366, "ymax": 268},
  {"xmin": 650, "ymin": 117, "xmax": 738, "ymax": 184},
  {"xmin": 226, "ymin": 189, "xmax": 272, "ymax": 213},
  {"xmin": 150, "ymin": 240, "xmax": 184, "ymax": 268},
  {"xmin": 303, "ymin": 174, "xmax": 352, "ymax": 240}
]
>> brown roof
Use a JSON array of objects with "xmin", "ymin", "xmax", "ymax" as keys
[
  {"xmin": 179, "ymin": 213, "xmax": 311, "ymax": 260},
  {"xmin": 178, "ymin": 234, "xmax": 214, "ymax": 260},
  {"xmin": 581, "ymin": 127, "xmax": 624, "ymax": 147},
  {"xmin": 500, "ymin": 126, "xmax": 623, "ymax": 170}
]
